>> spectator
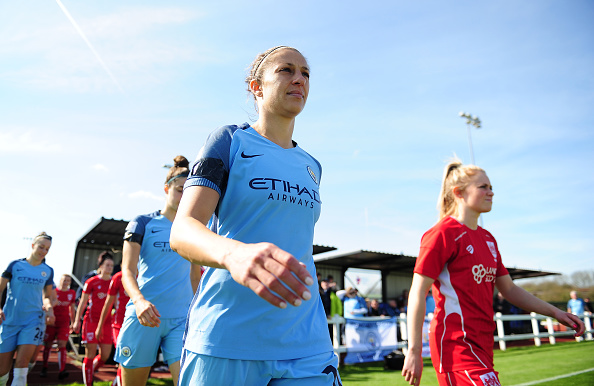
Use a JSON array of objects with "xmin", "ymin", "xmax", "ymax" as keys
[
  {"xmin": 379, "ymin": 299, "xmax": 399, "ymax": 317},
  {"xmin": 567, "ymin": 290, "xmax": 585, "ymax": 315},
  {"xmin": 344, "ymin": 287, "xmax": 367, "ymax": 318},
  {"xmin": 425, "ymin": 289, "xmax": 436, "ymax": 315},
  {"xmin": 368, "ymin": 299, "xmax": 389, "ymax": 317}
]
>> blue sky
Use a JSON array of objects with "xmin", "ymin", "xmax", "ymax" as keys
[{"xmin": 1, "ymin": 1, "xmax": 592, "ymax": 281}]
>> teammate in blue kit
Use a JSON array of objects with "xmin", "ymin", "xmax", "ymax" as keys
[
  {"xmin": 170, "ymin": 46, "xmax": 341, "ymax": 385},
  {"xmin": 114, "ymin": 156, "xmax": 200, "ymax": 386},
  {"xmin": 0, "ymin": 232, "xmax": 55, "ymax": 386}
]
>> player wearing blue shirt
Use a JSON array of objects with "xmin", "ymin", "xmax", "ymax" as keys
[
  {"xmin": 114, "ymin": 156, "xmax": 200, "ymax": 386},
  {"xmin": 0, "ymin": 232, "xmax": 55, "ymax": 386},
  {"xmin": 171, "ymin": 46, "xmax": 341, "ymax": 385}
]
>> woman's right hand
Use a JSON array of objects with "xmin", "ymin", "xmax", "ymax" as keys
[
  {"xmin": 0, "ymin": 309, "xmax": 4, "ymax": 325},
  {"xmin": 72, "ymin": 320, "xmax": 81, "ymax": 334},
  {"xmin": 134, "ymin": 298, "xmax": 161, "ymax": 328},
  {"xmin": 222, "ymin": 242, "xmax": 314, "ymax": 309},
  {"xmin": 401, "ymin": 351, "xmax": 423, "ymax": 386}
]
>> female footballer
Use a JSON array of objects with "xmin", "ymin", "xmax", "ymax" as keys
[{"xmin": 170, "ymin": 46, "xmax": 341, "ymax": 385}]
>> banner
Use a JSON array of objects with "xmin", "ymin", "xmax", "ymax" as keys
[{"xmin": 344, "ymin": 317, "xmax": 398, "ymax": 364}]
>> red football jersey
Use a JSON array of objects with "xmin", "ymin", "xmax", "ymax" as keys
[
  {"xmin": 107, "ymin": 271, "xmax": 130, "ymax": 328},
  {"xmin": 82, "ymin": 276, "xmax": 112, "ymax": 325},
  {"xmin": 415, "ymin": 216, "xmax": 509, "ymax": 373},
  {"xmin": 54, "ymin": 289, "xmax": 75, "ymax": 325}
]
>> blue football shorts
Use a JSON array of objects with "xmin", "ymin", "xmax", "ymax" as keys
[
  {"xmin": 178, "ymin": 349, "xmax": 342, "ymax": 386},
  {"xmin": 0, "ymin": 317, "xmax": 46, "ymax": 353},
  {"xmin": 114, "ymin": 315, "xmax": 186, "ymax": 368}
]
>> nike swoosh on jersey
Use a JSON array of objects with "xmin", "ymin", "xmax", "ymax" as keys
[
  {"xmin": 241, "ymin": 151, "xmax": 263, "ymax": 158},
  {"xmin": 151, "ymin": 229, "xmax": 164, "ymax": 233}
]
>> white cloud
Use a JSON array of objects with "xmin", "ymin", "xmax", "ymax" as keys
[{"xmin": 93, "ymin": 163, "xmax": 109, "ymax": 172}]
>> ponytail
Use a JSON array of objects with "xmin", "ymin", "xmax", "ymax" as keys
[{"xmin": 437, "ymin": 158, "xmax": 484, "ymax": 219}]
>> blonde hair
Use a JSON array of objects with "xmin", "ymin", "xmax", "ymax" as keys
[{"xmin": 438, "ymin": 158, "xmax": 485, "ymax": 219}]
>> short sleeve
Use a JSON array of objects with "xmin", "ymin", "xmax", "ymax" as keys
[
  {"xmin": 185, "ymin": 124, "xmax": 242, "ymax": 195},
  {"xmin": 124, "ymin": 215, "xmax": 148, "ymax": 244},
  {"xmin": 414, "ymin": 227, "xmax": 453, "ymax": 280},
  {"xmin": 1, "ymin": 260, "xmax": 18, "ymax": 280},
  {"xmin": 45, "ymin": 266, "xmax": 54, "ymax": 287},
  {"xmin": 82, "ymin": 279, "xmax": 91, "ymax": 294},
  {"xmin": 108, "ymin": 274, "xmax": 121, "ymax": 296}
]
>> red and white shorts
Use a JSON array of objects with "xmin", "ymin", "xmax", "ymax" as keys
[
  {"xmin": 82, "ymin": 319, "xmax": 113, "ymax": 345},
  {"xmin": 436, "ymin": 368, "xmax": 501, "ymax": 386}
]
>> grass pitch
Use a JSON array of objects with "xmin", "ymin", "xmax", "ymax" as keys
[{"xmin": 60, "ymin": 341, "xmax": 594, "ymax": 385}]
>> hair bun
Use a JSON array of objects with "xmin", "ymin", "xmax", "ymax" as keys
[{"xmin": 173, "ymin": 155, "xmax": 189, "ymax": 168}]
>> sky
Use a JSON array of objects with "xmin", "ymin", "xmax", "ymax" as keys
[{"xmin": 1, "ymin": 0, "xmax": 593, "ymax": 282}]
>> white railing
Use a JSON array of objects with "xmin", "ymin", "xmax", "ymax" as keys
[{"xmin": 328, "ymin": 311, "xmax": 593, "ymax": 356}]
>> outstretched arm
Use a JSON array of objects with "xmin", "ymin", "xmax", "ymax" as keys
[
  {"xmin": 496, "ymin": 275, "xmax": 585, "ymax": 337},
  {"xmin": 170, "ymin": 186, "xmax": 313, "ymax": 309},
  {"xmin": 401, "ymin": 273, "xmax": 434, "ymax": 386}
]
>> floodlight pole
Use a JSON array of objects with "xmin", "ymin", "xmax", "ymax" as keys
[
  {"xmin": 458, "ymin": 112, "xmax": 483, "ymax": 227},
  {"xmin": 458, "ymin": 112, "xmax": 481, "ymax": 165}
]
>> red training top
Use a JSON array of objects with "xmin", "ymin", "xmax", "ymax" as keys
[
  {"xmin": 54, "ymin": 289, "xmax": 75, "ymax": 326},
  {"xmin": 82, "ymin": 276, "xmax": 112, "ymax": 325},
  {"xmin": 414, "ymin": 216, "xmax": 509, "ymax": 373}
]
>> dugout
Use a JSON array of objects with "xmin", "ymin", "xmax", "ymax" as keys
[{"xmin": 313, "ymin": 249, "xmax": 561, "ymax": 303}]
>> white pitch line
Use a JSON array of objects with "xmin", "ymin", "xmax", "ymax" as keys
[
  {"xmin": 55, "ymin": 0, "xmax": 125, "ymax": 94},
  {"xmin": 510, "ymin": 367, "xmax": 594, "ymax": 386}
]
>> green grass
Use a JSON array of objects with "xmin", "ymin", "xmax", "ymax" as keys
[
  {"xmin": 59, "ymin": 341, "xmax": 594, "ymax": 385},
  {"xmin": 338, "ymin": 341, "xmax": 594, "ymax": 385}
]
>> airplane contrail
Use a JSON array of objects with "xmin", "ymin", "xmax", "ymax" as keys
[{"xmin": 55, "ymin": 0, "xmax": 125, "ymax": 94}]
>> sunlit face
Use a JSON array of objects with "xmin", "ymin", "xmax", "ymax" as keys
[
  {"xmin": 99, "ymin": 258, "xmax": 114, "ymax": 276},
  {"xmin": 256, "ymin": 49, "xmax": 310, "ymax": 119},
  {"xmin": 165, "ymin": 177, "xmax": 186, "ymax": 211},
  {"xmin": 59, "ymin": 275, "xmax": 71, "ymax": 290},
  {"xmin": 458, "ymin": 171, "xmax": 494, "ymax": 215},
  {"xmin": 31, "ymin": 238, "xmax": 51, "ymax": 260}
]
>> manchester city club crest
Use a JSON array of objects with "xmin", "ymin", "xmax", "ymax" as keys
[
  {"xmin": 121, "ymin": 347, "xmax": 132, "ymax": 357},
  {"xmin": 307, "ymin": 166, "xmax": 318, "ymax": 185}
]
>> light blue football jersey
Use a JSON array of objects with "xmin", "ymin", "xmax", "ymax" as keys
[
  {"xmin": 1, "ymin": 258, "xmax": 54, "ymax": 326},
  {"xmin": 123, "ymin": 211, "xmax": 193, "ymax": 318},
  {"xmin": 183, "ymin": 123, "xmax": 332, "ymax": 360}
]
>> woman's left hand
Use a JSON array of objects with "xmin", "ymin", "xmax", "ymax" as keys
[{"xmin": 555, "ymin": 310, "xmax": 585, "ymax": 337}]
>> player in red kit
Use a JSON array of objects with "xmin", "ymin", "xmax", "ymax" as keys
[
  {"xmin": 41, "ymin": 274, "xmax": 75, "ymax": 380},
  {"xmin": 96, "ymin": 271, "xmax": 130, "ymax": 386},
  {"xmin": 73, "ymin": 252, "xmax": 114, "ymax": 386},
  {"xmin": 401, "ymin": 159, "xmax": 585, "ymax": 386}
]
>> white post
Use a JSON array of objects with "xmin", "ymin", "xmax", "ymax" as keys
[
  {"xmin": 546, "ymin": 317, "xmax": 556, "ymax": 345},
  {"xmin": 400, "ymin": 313, "xmax": 408, "ymax": 355},
  {"xmin": 495, "ymin": 312, "xmax": 506, "ymax": 351},
  {"xmin": 584, "ymin": 313, "xmax": 593, "ymax": 341},
  {"xmin": 530, "ymin": 312, "xmax": 541, "ymax": 347}
]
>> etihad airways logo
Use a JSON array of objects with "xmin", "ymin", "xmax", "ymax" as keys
[
  {"xmin": 249, "ymin": 177, "xmax": 321, "ymax": 208},
  {"xmin": 472, "ymin": 264, "xmax": 496, "ymax": 284}
]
